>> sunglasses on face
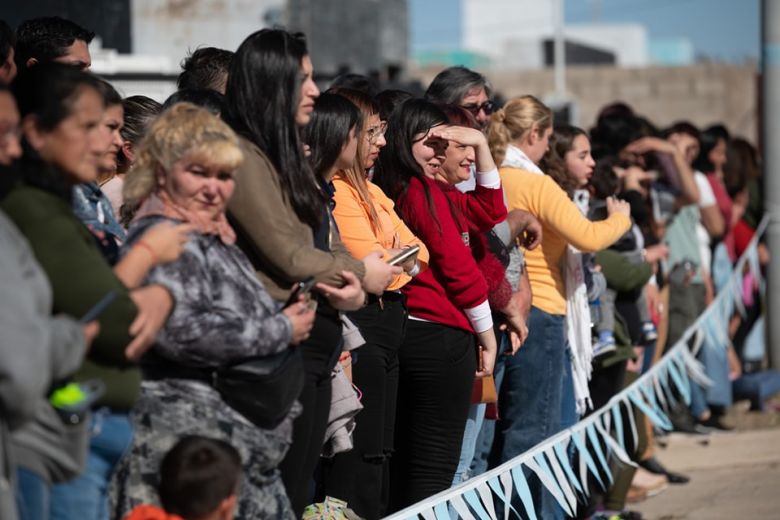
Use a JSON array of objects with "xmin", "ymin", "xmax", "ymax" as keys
[{"xmin": 460, "ymin": 100, "xmax": 495, "ymax": 117}]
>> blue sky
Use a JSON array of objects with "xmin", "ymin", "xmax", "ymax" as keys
[{"xmin": 410, "ymin": 0, "xmax": 760, "ymax": 62}]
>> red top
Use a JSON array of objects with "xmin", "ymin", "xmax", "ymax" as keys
[{"xmin": 398, "ymin": 176, "xmax": 507, "ymax": 333}]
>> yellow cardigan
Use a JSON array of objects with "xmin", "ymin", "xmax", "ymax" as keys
[
  {"xmin": 332, "ymin": 176, "xmax": 429, "ymax": 291},
  {"xmin": 500, "ymin": 167, "xmax": 632, "ymax": 315}
]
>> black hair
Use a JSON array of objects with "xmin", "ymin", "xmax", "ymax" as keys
[
  {"xmin": 163, "ymin": 88, "xmax": 225, "ymax": 116},
  {"xmin": 663, "ymin": 121, "xmax": 700, "ymax": 142},
  {"xmin": 177, "ymin": 47, "xmax": 234, "ymax": 93},
  {"xmin": 117, "ymin": 95, "xmax": 161, "ymax": 170},
  {"xmin": 303, "ymin": 92, "xmax": 362, "ymax": 179},
  {"xmin": 14, "ymin": 16, "xmax": 94, "ymax": 69},
  {"xmin": 159, "ymin": 436, "xmax": 242, "ymax": 519},
  {"xmin": 95, "ymin": 78, "xmax": 122, "ymax": 107},
  {"xmin": 375, "ymin": 89, "xmax": 414, "ymax": 122},
  {"xmin": 12, "ymin": 63, "xmax": 102, "ymax": 198},
  {"xmin": 12, "ymin": 62, "xmax": 101, "ymax": 130},
  {"xmin": 590, "ymin": 112, "xmax": 644, "ymax": 161},
  {"xmin": 0, "ymin": 19, "xmax": 15, "ymax": 64},
  {"xmin": 329, "ymin": 73, "xmax": 379, "ymax": 97},
  {"xmin": 373, "ymin": 98, "xmax": 448, "ymax": 225},
  {"xmin": 425, "ymin": 65, "xmax": 491, "ymax": 105},
  {"xmin": 693, "ymin": 124, "xmax": 730, "ymax": 173},
  {"xmin": 723, "ymin": 137, "xmax": 758, "ymax": 197},
  {"xmin": 224, "ymin": 28, "xmax": 325, "ymax": 229},
  {"xmin": 120, "ymin": 95, "xmax": 162, "ymax": 146}
]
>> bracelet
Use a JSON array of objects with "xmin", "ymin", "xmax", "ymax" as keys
[
  {"xmin": 135, "ymin": 240, "xmax": 158, "ymax": 264},
  {"xmin": 407, "ymin": 261, "xmax": 421, "ymax": 277}
]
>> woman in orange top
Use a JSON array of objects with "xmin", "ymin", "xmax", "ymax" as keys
[{"xmin": 322, "ymin": 88, "xmax": 428, "ymax": 519}]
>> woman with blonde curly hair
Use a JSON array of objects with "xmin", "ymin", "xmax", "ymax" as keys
[{"xmin": 111, "ymin": 103, "xmax": 315, "ymax": 519}]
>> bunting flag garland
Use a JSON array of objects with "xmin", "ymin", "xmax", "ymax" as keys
[{"xmin": 383, "ymin": 217, "xmax": 768, "ymax": 520}]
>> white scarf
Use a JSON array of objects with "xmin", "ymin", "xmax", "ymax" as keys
[
  {"xmin": 565, "ymin": 198, "xmax": 594, "ymax": 416},
  {"xmin": 501, "ymin": 144, "xmax": 544, "ymax": 175}
]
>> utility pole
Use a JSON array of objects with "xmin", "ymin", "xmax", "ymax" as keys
[
  {"xmin": 552, "ymin": 0, "xmax": 566, "ymax": 101},
  {"xmin": 763, "ymin": 0, "xmax": 780, "ymax": 368}
]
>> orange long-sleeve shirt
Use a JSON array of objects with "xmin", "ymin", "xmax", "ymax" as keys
[
  {"xmin": 499, "ymin": 167, "xmax": 632, "ymax": 315},
  {"xmin": 332, "ymin": 176, "xmax": 429, "ymax": 291}
]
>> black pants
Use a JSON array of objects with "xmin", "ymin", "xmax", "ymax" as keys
[
  {"xmin": 322, "ymin": 295, "xmax": 407, "ymax": 519},
  {"xmin": 388, "ymin": 320, "xmax": 476, "ymax": 513},
  {"xmin": 280, "ymin": 308, "xmax": 343, "ymax": 517}
]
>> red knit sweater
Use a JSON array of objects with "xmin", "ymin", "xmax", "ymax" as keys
[{"xmin": 398, "ymin": 176, "xmax": 507, "ymax": 333}]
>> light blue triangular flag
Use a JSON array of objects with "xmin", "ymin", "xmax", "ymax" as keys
[
  {"xmin": 595, "ymin": 414, "xmax": 637, "ymax": 467},
  {"xmin": 526, "ymin": 455, "xmax": 573, "ymax": 517},
  {"xmin": 639, "ymin": 381, "xmax": 673, "ymax": 430},
  {"xmin": 487, "ymin": 474, "xmax": 521, "ymax": 520},
  {"xmin": 553, "ymin": 441, "xmax": 584, "ymax": 495},
  {"xmin": 611, "ymin": 402, "xmax": 625, "ymax": 453},
  {"xmin": 432, "ymin": 502, "xmax": 449, "ymax": 520},
  {"xmin": 628, "ymin": 388, "xmax": 672, "ymax": 431},
  {"xmin": 510, "ymin": 465, "xmax": 537, "ymax": 520},
  {"xmin": 450, "ymin": 494, "xmax": 477, "ymax": 520},
  {"xmin": 571, "ymin": 427, "xmax": 605, "ymax": 490},
  {"xmin": 544, "ymin": 448, "xmax": 578, "ymax": 514},
  {"xmin": 476, "ymin": 482, "xmax": 498, "ymax": 520},
  {"xmin": 464, "ymin": 488, "xmax": 492, "ymax": 520},
  {"xmin": 585, "ymin": 422, "xmax": 613, "ymax": 484},
  {"xmin": 666, "ymin": 355, "xmax": 691, "ymax": 405}
]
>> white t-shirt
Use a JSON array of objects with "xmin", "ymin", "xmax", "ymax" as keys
[{"xmin": 694, "ymin": 171, "xmax": 717, "ymax": 273}]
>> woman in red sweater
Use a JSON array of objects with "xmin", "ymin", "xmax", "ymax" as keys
[{"xmin": 373, "ymin": 99, "xmax": 506, "ymax": 510}]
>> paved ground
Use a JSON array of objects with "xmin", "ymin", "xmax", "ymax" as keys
[{"xmin": 633, "ymin": 401, "xmax": 780, "ymax": 520}]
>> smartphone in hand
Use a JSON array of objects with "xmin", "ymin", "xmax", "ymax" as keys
[
  {"xmin": 79, "ymin": 291, "xmax": 117, "ymax": 324},
  {"xmin": 388, "ymin": 245, "xmax": 420, "ymax": 266},
  {"xmin": 283, "ymin": 277, "xmax": 316, "ymax": 309}
]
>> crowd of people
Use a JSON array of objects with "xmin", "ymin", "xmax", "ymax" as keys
[{"xmin": 0, "ymin": 14, "xmax": 767, "ymax": 520}]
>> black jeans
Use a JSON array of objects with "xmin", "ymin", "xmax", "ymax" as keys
[
  {"xmin": 388, "ymin": 320, "xmax": 476, "ymax": 513},
  {"xmin": 322, "ymin": 295, "xmax": 407, "ymax": 519},
  {"xmin": 280, "ymin": 307, "xmax": 343, "ymax": 517}
]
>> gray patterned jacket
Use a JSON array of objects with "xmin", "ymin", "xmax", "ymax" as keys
[{"xmin": 126, "ymin": 216, "xmax": 293, "ymax": 368}]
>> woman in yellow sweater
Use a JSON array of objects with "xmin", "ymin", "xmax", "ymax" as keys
[
  {"xmin": 323, "ymin": 88, "xmax": 428, "ymax": 519},
  {"xmin": 486, "ymin": 96, "xmax": 631, "ymax": 518}
]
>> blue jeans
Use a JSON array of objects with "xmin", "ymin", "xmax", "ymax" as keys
[
  {"xmin": 451, "ymin": 403, "xmax": 486, "ymax": 486},
  {"xmin": 50, "ymin": 409, "xmax": 133, "ymax": 520},
  {"xmin": 560, "ymin": 345, "xmax": 578, "ymax": 431},
  {"xmin": 469, "ymin": 332, "xmax": 510, "ymax": 478},
  {"xmin": 16, "ymin": 468, "xmax": 49, "ymax": 520},
  {"xmin": 493, "ymin": 307, "xmax": 565, "ymax": 519}
]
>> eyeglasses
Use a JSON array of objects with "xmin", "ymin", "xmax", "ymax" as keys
[
  {"xmin": 460, "ymin": 100, "xmax": 495, "ymax": 118},
  {"xmin": 366, "ymin": 121, "xmax": 387, "ymax": 143}
]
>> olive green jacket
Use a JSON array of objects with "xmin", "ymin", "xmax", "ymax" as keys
[
  {"xmin": 1, "ymin": 183, "xmax": 140, "ymax": 409},
  {"xmin": 228, "ymin": 136, "xmax": 365, "ymax": 301}
]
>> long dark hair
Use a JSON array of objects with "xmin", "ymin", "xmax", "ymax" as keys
[
  {"xmin": 224, "ymin": 28, "xmax": 325, "ymax": 229},
  {"xmin": 373, "ymin": 98, "xmax": 448, "ymax": 224},
  {"xmin": 693, "ymin": 124, "xmax": 730, "ymax": 174},
  {"xmin": 303, "ymin": 92, "xmax": 361, "ymax": 180}
]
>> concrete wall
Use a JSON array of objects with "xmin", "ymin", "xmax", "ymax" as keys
[{"xmin": 410, "ymin": 63, "xmax": 759, "ymax": 141}]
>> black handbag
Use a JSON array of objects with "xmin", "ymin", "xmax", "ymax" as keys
[{"xmin": 214, "ymin": 347, "xmax": 305, "ymax": 430}]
